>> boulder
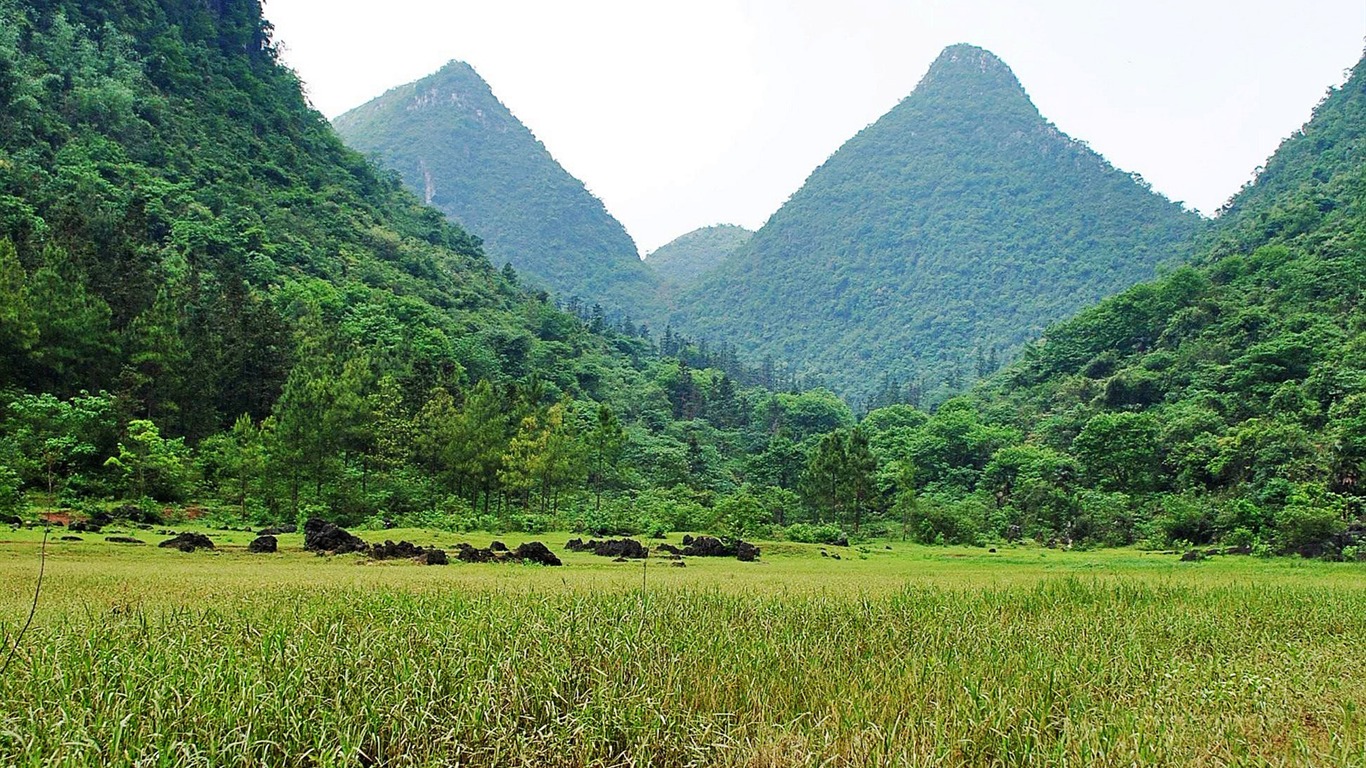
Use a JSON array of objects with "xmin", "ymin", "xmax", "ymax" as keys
[
  {"xmin": 736, "ymin": 540, "xmax": 761, "ymax": 562},
  {"xmin": 105, "ymin": 536, "xmax": 145, "ymax": 545},
  {"xmin": 159, "ymin": 532, "xmax": 216, "ymax": 552},
  {"xmin": 303, "ymin": 518, "xmax": 367, "ymax": 554},
  {"xmin": 512, "ymin": 541, "xmax": 562, "ymax": 566},
  {"xmin": 248, "ymin": 535, "xmax": 278, "ymax": 554}
]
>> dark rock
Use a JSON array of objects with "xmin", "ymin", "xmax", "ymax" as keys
[
  {"xmin": 159, "ymin": 532, "xmax": 216, "ymax": 553},
  {"xmin": 1, "ymin": 515, "xmax": 21, "ymax": 526},
  {"xmin": 884, "ymin": 545, "xmax": 892, "ymax": 550},
  {"xmin": 105, "ymin": 536, "xmax": 145, "ymax": 545},
  {"xmin": 671, "ymin": 561, "xmax": 686, "ymax": 568},
  {"xmin": 820, "ymin": 550, "xmax": 829, "ymax": 557},
  {"xmin": 370, "ymin": 540, "xmax": 448, "ymax": 565},
  {"xmin": 303, "ymin": 518, "xmax": 367, "ymax": 554},
  {"xmin": 1222, "ymin": 545, "xmax": 1252, "ymax": 556},
  {"xmin": 831, "ymin": 553, "xmax": 841, "ymax": 560},
  {"xmin": 567, "ymin": 537, "xmax": 649, "ymax": 558},
  {"xmin": 681, "ymin": 535, "xmax": 694, "ymax": 546},
  {"xmin": 656, "ymin": 543, "xmax": 683, "ymax": 556},
  {"xmin": 259, "ymin": 523, "xmax": 297, "ymax": 536},
  {"xmin": 69, "ymin": 521, "xmax": 102, "ymax": 533},
  {"xmin": 489, "ymin": 541, "xmax": 508, "ymax": 552},
  {"xmin": 612, "ymin": 556, "xmax": 629, "ymax": 562},
  {"xmin": 736, "ymin": 540, "xmax": 761, "ymax": 562},
  {"xmin": 455, "ymin": 542, "xmax": 496, "ymax": 563},
  {"xmin": 1180, "ymin": 549, "xmax": 1206, "ymax": 562},
  {"xmin": 682, "ymin": 536, "xmax": 735, "ymax": 557},
  {"xmin": 248, "ymin": 535, "xmax": 278, "ymax": 554},
  {"xmin": 512, "ymin": 541, "xmax": 562, "ymax": 566},
  {"xmin": 988, "ymin": 547, "xmax": 997, "ymax": 553},
  {"xmin": 454, "ymin": 540, "xmax": 560, "ymax": 566},
  {"xmin": 830, "ymin": 536, "xmax": 850, "ymax": 548},
  {"xmin": 60, "ymin": 535, "xmax": 82, "ymax": 542}
]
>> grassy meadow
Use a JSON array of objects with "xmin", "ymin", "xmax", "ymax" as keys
[{"xmin": 0, "ymin": 526, "xmax": 1363, "ymax": 767}]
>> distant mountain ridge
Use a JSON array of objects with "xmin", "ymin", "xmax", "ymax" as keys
[
  {"xmin": 646, "ymin": 224, "xmax": 753, "ymax": 287},
  {"xmin": 334, "ymin": 61, "xmax": 661, "ymax": 319},
  {"xmin": 670, "ymin": 44, "xmax": 1205, "ymax": 404}
]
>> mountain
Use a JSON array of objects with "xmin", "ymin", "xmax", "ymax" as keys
[
  {"xmin": 645, "ymin": 224, "xmax": 753, "ymax": 287},
  {"xmin": 0, "ymin": 0, "xmax": 663, "ymax": 439},
  {"xmin": 333, "ymin": 61, "xmax": 660, "ymax": 319},
  {"xmin": 672, "ymin": 44, "xmax": 1204, "ymax": 404},
  {"xmin": 939, "ymin": 47, "xmax": 1366, "ymax": 551}
]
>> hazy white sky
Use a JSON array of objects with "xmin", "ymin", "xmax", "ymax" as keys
[{"xmin": 264, "ymin": 1, "xmax": 1366, "ymax": 253}]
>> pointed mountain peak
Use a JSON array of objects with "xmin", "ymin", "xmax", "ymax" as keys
[{"xmin": 914, "ymin": 43, "xmax": 1029, "ymax": 102}]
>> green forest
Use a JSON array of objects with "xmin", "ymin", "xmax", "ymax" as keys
[
  {"xmin": 0, "ymin": 0, "xmax": 1363, "ymax": 564},
  {"xmin": 645, "ymin": 224, "xmax": 753, "ymax": 288},
  {"xmin": 672, "ymin": 44, "xmax": 1204, "ymax": 405},
  {"xmin": 332, "ymin": 60, "xmax": 662, "ymax": 323}
]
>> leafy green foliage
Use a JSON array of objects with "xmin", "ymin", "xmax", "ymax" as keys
[
  {"xmin": 333, "ymin": 61, "xmax": 661, "ymax": 319},
  {"xmin": 672, "ymin": 44, "xmax": 1203, "ymax": 404},
  {"xmin": 644, "ymin": 224, "xmax": 753, "ymax": 288}
]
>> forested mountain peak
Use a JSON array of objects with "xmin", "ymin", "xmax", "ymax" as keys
[
  {"xmin": 917, "ymin": 43, "xmax": 1026, "ymax": 97},
  {"xmin": 334, "ymin": 59, "xmax": 662, "ymax": 321},
  {"xmin": 670, "ymin": 43, "xmax": 1203, "ymax": 405},
  {"xmin": 644, "ymin": 224, "xmax": 754, "ymax": 288}
]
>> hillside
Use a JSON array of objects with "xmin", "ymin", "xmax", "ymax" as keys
[
  {"xmin": 645, "ymin": 224, "xmax": 753, "ymax": 287},
  {"xmin": 930, "ymin": 47, "xmax": 1366, "ymax": 551},
  {"xmin": 673, "ymin": 44, "xmax": 1204, "ymax": 404},
  {"xmin": 333, "ymin": 61, "xmax": 661, "ymax": 320}
]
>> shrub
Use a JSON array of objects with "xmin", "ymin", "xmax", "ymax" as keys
[{"xmin": 1275, "ymin": 502, "xmax": 1345, "ymax": 558}]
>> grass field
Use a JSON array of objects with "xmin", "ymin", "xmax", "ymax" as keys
[{"xmin": 0, "ymin": 526, "xmax": 1363, "ymax": 766}]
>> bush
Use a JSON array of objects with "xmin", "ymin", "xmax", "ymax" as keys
[
  {"xmin": 906, "ymin": 497, "xmax": 983, "ymax": 546},
  {"xmin": 783, "ymin": 523, "xmax": 848, "ymax": 545},
  {"xmin": 0, "ymin": 464, "xmax": 21, "ymax": 516},
  {"xmin": 1274, "ymin": 502, "xmax": 1345, "ymax": 558}
]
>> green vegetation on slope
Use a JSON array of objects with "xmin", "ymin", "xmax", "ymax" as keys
[
  {"xmin": 674, "ymin": 44, "xmax": 1204, "ymax": 404},
  {"xmin": 333, "ymin": 61, "xmax": 661, "ymax": 320},
  {"xmin": 645, "ymin": 223, "xmax": 753, "ymax": 288},
  {"xmin": 903, "ymin": 48, "xmax": 1366, "ymax": 554}
]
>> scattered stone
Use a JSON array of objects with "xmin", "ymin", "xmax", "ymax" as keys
[
  {"xmin": 60, "ymin": 535, "xmax": 82, "ymax": 542},
  {"xmin": 671, "ymin": 561, "xmax": 686, "ymax": 568},
  {"xmin": 820, "ymin": 550, "xmax": 829, "ymax": 558},
  {"xmin": 1, "ymin": 515, "xmax": 20, "ymax": 526},
  {"xmin": 105, "ymin": 536, "xmax": 145, "ymax": 545},
  {"xmin": 829, "ymin": 535, "xmax": 850, "ymax": 548},
  {"xmin": 830, "ymin": 553, "xmax": 842, "ymax": 560},
  {"xmin": 736, "ymin": 540, "xmax": 761, "ymax": 562},
  {"xmin": 681, "ymin": 535, "xmax": 694, "ymax": 546},
  {"xmin": 656, "ymin": 543, "xmax": 683, "ymax": 556},
  {"xmin": 612, "ymin": 556, "xmax": 629, "ymax": 563},
  {"xmin": 259, "ymin": 523, "xmax": 297, "ymax": 536},
  {"xmin": 69, "ymin": 521, "xmax": 102, "ymax": 533},
  {"xmin": 884, "ymin": 545, "xmax": 892, "ymax": 550},
  {"xmin": 455, "ymin": 542, "xmax": 497, "ymax": 563},
  {"xmin": 1180, "ymin": 550, "xmax": 1206, "ymax": 562},
  {"xmin": 248, "ymin": 535, "xmax": 278, "ymax": 554},
  {"xmin": 1222, "ymin": 545, "xmax": 1252, "ymax": 556},
  {"xmin": 159, "ymin": 532, "xmax": 216, "ymax": 553},
  {"xmin": 682, "ymin": 536, "xmax": 734, "ymax": 557},
  {"xmin": 489, "ymin": 541, "xmax": 508, "ymax": 552},
  {"xmin": 567, "ymin": 537, "xmax": 649, "ymax": 559},
  {"xmin": 303, "ymin": 518, "xmax": 367, "ymax": 554},
  {"xmin": 369, "ymin": 539, "xmax": 448, "ymax": 565},
  {"xmin": 512, "ymin": 541, "xmax": 562, "ymax": 566},
  {"xmin": 989, "ymin": 547, "xmax": 998, "ymax": 553}
]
